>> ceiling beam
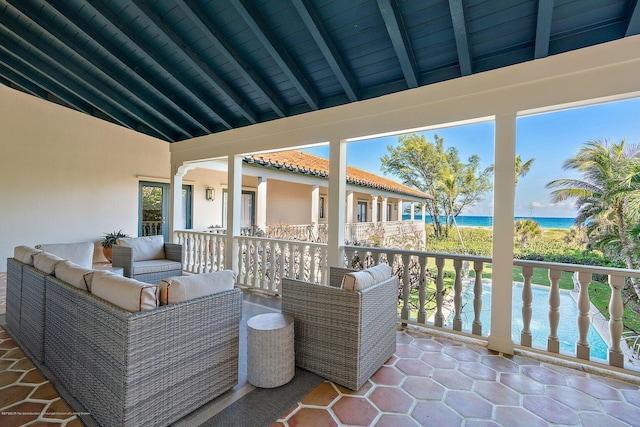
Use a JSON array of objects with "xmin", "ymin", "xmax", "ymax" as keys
[
  {"xmin": 132, "ymin": 0, "xmax": 258, "ymax": 124},
  {"xmin": 448, "ymin": 0, "xmax": 473, "ymax": 76},
  {"xmin": 44, "ymin": 0, "xmax": 210, "ymax": 135},
  {"xmin": 83, "ymin": 0, "xmax": 233, "ymax": 131},
  {"xmin": 376, "ymin": 0, "xmax": 419, "ymax": 88},
  {"xmin": 0, "ymin": 63, "xmax": 53, "ymax": 101},
  {"xmin": 231, "ymin": 0, "xmax": 320, "ymax": 111},
  {"xmin": 0, "ymin": 58, "xmax": 92, "ymax": 114},
  {"xmin": 7, "ymin": 0, "xmax": 194, "ymax": 140},
  {"xmin": 180, "ymin": 0, "xmax": 287, "ymax": 118},
  {"xmin": 0, "ymin": 38, "xmax": 151, "ymax": 136},
  {"xmin": 291, "ymin": 0, "xmax": 359, "ymax": 102},
  {"xmin": 0, "ymin": 18, "xmax": 175, "ymax": 140},
  {"xmin": 626, "ymin": 0, "xmax": 640, "ymax": 36},
  {"xmin": 534, "ymin": 0, "xmax": 555, "ymax": 59}
]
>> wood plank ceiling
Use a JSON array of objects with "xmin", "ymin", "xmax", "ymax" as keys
[{"xmin": 1, "ymin": 0, "xmax": 638, "ymax": 142}]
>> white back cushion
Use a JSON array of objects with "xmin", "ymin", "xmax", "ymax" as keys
[
  {"xmin": 36, "ymin": 242, "xmax": 94, "ymax": 269},
  {"xmin": 159, "ymin": 270, "xmax": 236, "ymax": 305},
  {"xmin": 91, "ymin": 271, "xmax": 158, "ymax": 312},
  {"xmin": 118, "ymin": 235, "xmax": 165, "ymax": 261}
]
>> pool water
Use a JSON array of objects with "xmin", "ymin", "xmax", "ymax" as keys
[{"xmin": 445, "ymin": 281, "xmax": 609, "ymax": 360}]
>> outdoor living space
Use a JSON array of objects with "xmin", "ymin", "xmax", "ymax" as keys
[
  {"xmin": 2, "ymin": 270, "xmax": 640, "ymax": 427},
  {"xmin": 2, "ymin": 3, "xmax": 640, "ymax": 425}
]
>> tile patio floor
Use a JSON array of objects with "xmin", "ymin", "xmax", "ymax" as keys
[{"xmin": 1, "ymin": 272, "xmax": 640, "ymax": 426}]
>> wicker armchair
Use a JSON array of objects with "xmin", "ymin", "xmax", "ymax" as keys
[
  {"xmin": 112, "ymin": 235, "xmax": 182, "ymax": 283},
  {"xmin": 281, "ymin": 266, "xmax": 398, "ymax": 390}
]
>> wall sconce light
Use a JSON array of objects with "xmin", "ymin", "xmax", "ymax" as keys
[{"xmin": 205, "ymin": 187, "xmax": 215, "ymax": 201}]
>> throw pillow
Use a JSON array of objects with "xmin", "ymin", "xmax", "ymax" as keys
[
  {"xmin": 91, "ymin": 271, "xmax": 159, "ymax": 312},
  {"xmin": 159, "ymin": 270, "xmax": 236, "ymax": 305}
]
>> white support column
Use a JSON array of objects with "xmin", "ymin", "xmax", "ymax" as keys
[
  {"xmin": 169, "ymin": 172, "xmax": 183, "ymax": 243},
  {"xmin": 410, "ymin": 201, "xmax": 415, "ymax": 221},
  {"xmin": 346, "ymin": 191, "xmax": 354, "ymax": 223},
  {"xmin": 311, "ymin": 185, "xmax": 320, "ymax": 238},
  {"xmin": 225, "ymin": 155, "xmax": 242, "ymax": 272},
  {"xmin": 169, "ymin": 163, "xmax": 194, "ymax": 242},
  {"xmin": 328, "ymin": 139, "xmax": 347, "ymax": 267},
  {"xmin": 371, "ymin": 195, "xmax": 379, "ymax": 223},
  {"xmin": 421, "ymin": 202, "xmax": 426, "ymax": 222},
  {"xmin": 382, "ymin": 197, "xmax": 388, "ymax": 222},
  {"xmin": 397, "ymin": 199, "xmax": 403, "ymax": 221},
  {"xmin": 488, "ymin": 112, "xmax": 517, "ymax": 355},
  {"xmin": 257, "ymin": 176, "xmax": 267, "ymax": 231}
]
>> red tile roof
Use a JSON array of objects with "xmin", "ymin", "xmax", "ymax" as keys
[{"xmin": 244, "ymin": 150, "xmax": 431, "ymax": 199}]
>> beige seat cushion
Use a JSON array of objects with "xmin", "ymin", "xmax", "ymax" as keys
[
  {"xmin": 91, "ymin": 271, "xmax": 159, "ymax": 312},
  {"xmin": 159, "ymin": 270, "xmax": 236, "ymax": 305},
  {"xmin": 132, "ymin": 260, "xmax": 182, "ymax": 275},
  {"xmin": 366, "ymin": 264, "xmax": 393, "ymax": 282}
]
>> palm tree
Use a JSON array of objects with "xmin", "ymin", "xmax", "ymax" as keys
[
  {"xmin": 486, "ymin": 154, "xmax": 535, "ymax": 185},
  {"xmin": 514, "ymin": 219, "xmax": 542, "ymax": 248},
  {"xmin": 546, "ymin": 138, "xmax": 640, "ymax": 297}
]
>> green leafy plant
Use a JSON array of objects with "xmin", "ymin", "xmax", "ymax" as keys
[{"xmin": 101, "ymin": 230, "xmax": 129, "ymax": 248}]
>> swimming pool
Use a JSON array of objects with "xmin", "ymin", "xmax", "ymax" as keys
[{"xmin": 445, "ymin": 281, "xmax": 609, "ymax": 360}]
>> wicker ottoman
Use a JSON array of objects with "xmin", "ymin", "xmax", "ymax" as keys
[{"xmin": 247, "ymin": 313, "xmax": 295, "ymax": 388}]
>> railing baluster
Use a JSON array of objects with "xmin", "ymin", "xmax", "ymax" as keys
[
  {"xmin": 608, "ymin": 274, "xmax": 625, "ymax": 368},
  {"xmin": 269, "ymin": 241, "xmax": 277, "ymax": 292},
  {"xmin": 310, "ymin": 245, "xmax": 318, "ymax": 283},
  {"xmin": 435, "ymin": 257, "xmax": 445, "ymax": 327},
  {"xmin": 576, "ymin": 271, "xmax": 592, "ymax": 360},
  {"xmin": 453, "ymin": 259, "xmax": 463, "ymax": 331},
  {"xmin": 401, "ymin": 253, "xmax": 410, "ymax": 322},
  {"xmin": 521, "ymin": 266, "xmax": 534, "ymax": 347},
  {"xmin": 472, "ymin": 261, "xmax": 483, "ymax": 336},
  {"xmin": 548, "ymin": 269, "xmax": 561, "ymax": 353},
  {"xmin": 418, "ymin": 255, "xmax": 427, "ymax": 324},
  {"xmin": 238, "ymin": 238, "xmax": 246, "ymax": 286}
]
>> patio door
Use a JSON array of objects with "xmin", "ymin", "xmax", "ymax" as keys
[
  {"xmin": 357, "ymin": 201, "xmax": 367, "ymax": 222},
  {"xmin": 139, "ymin": 182, "xmax": 169, "ymax": 241}
]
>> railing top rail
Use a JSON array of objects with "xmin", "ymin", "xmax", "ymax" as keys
[
  {"xmin": 344, "ymin": 245, "xmax": 492, "ymax": 263},
  {"xmin": 238, "ymin": 234, "xmax": 327, "ymax": 248},
  {"xmin": 344, "ymin": 244, "xmax": 640, "ymax": 278},
  {"xmin": 513, "ymin": 259, "xmax": 640, "ymax": 278}
]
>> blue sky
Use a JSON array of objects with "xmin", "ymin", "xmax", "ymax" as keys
[{"xmin": 304, "ymin": 97, "xmax": 640, "ymax": 218}]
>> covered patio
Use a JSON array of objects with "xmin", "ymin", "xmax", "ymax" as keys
[{"xmin": 2, "ymin": 1, "xmax": 640, "ymax": 425}]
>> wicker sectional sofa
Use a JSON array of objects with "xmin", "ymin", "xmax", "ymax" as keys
[{"xmin": 6, "ymin": 247, "xmax": 241, "ymax": 427}]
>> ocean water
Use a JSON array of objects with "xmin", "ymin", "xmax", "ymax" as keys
[{"xmin": 404, "ymin": 215, "xmax": 575, "ymax": 229}]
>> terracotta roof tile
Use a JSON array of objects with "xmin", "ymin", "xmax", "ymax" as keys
[{"xmin": 244, "ymin": 150, "xmax": 431, "ymax": 199}]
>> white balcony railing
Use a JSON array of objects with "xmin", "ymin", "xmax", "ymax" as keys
[{"xmin": 173, "ymin": 229, "xmax": 640, "ymax": 375}]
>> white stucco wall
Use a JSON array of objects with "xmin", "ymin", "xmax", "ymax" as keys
[
  {"xmin": 266, "ymin": 180, "xmax": 314, "ymax": 225},
  {"xmin": 0, "ymin": 86, "xmax": 170, "ymax": 268}
]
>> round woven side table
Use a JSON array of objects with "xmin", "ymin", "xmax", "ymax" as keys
[{"xmin": 247, "ymin": 313, "xmax": 295, "ymax": 388}]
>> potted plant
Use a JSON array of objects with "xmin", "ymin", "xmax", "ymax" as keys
[{"xmin": 101, "ymin": 230, "xmax": 129, "ymax": 262}]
